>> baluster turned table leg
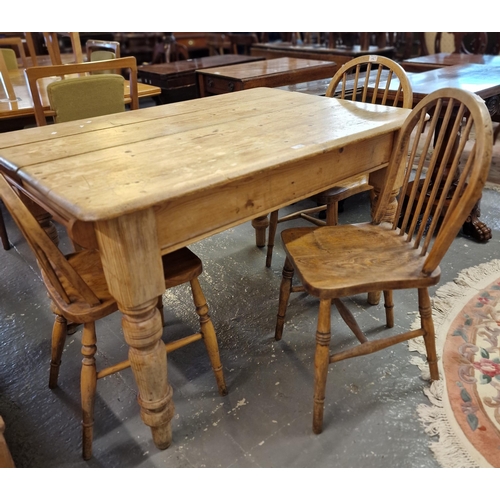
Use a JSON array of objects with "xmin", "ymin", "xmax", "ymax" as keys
[{"xmin": 96, "ymin": 209, "xmax": 174, "ymax": 450}]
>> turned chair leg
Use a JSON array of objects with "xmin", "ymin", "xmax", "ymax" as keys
[
  {"xmin": 325, "ymin": 200, "xmax": 339, "ymax": 226},
  {"xmin": 49, "ymin": 313, "xmax": 68, "ymax": 388},
  {"xmin": 275, "ymin": 257, "xmax": 294, "ymax": 341},
  {"xmin": 383, "ymin": 290, "xmax": 394, "ymax": 328},
  {"xmin": 80, "ymin": 322, "xmax": 97, "ymax": 461},
  {"xmin": 157, "ymin": 295, "xmax": 165, "ymax": 327},
  {"xmin": 191, "ymin": 277, "xmax": 227, "ymax": 396},
  {"xmin": 266, "ymin": 210, "xmax": 279, "ymax": 268},
  {"xmin": 313, "ymin": 299, "xmax": 332, "ymax": 435},
  {"xmin": 418, "ymin": 288, "xmax": 439, "ymax": 381}
]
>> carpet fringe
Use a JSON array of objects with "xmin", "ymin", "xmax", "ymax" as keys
[{"xmin": 408, "ymin": 259, "xmax": 500, "ymax": 467}]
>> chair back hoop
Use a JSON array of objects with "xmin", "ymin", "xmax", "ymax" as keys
[
  {"xmin": 325, "ymin": 54, "xmax": 413, "ymax": 109},
  {"xmin": 25, "ymin": 56, "xmax": 139, "ymax": 126},
  {"xmin": 0, "ymin": 174, "xmax": 101, "ymax": 306},
  {"xmin": 47, "ymin": 74, "xmax": 126, "ymax": 123},
  {"xmin": 373, "ymin": 88, "xmax": 493, "ymax": 275}
]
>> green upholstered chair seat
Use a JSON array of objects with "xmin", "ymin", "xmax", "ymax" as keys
[{"xmin": 47, "ymin": 74, "xmax": 125, "ymax": 123}]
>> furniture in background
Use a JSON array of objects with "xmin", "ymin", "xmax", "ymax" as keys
[
  {"xmin": 138, "ymin": 54, "xmax": 264, "ymax": 104},
  {"xmin": 0, "ymin": 37, "xmax": 28, "ymax": 68},
  {"xmin": 25, "ymin": 57, "xmax": 139, "ymax": 126},
  {"xmin": 42, "ymin": 32, "xmax": 84, "ymax": 65},
  {"xmin": 0, "ymin": 87, "xmax": 412, "ymax": 454},
  {"xmin": 401, "ymin": 53, "xmax": 500, "ymax": 73},
  {"xmin": 274, "ymin": 87, "xmax": 492, "ymax": 435},
  {"xmin": 0, "ymin": 172, "xmax": 227, "ymax": 460},
  {"xmin": 250, "ymin": 39, "xmax": 396, "ymax": 65},
  {"xmin": 229, "ymin": 33, "xmax": 259, "ymax": 55},
  {"xmin": 196, "ymin": 57, "xmax": 337, "ymax": 97},
  {"xmin": 85, "ymin": 39, "xmax": 121, "ymax": 61},
  {"xmin": 265, "ymin": 55, "xmax": 414, "ymax": 268}
]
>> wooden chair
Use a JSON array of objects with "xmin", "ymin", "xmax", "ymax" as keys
[
  {"xmin": 25, "ymin": 57, "xmax": 139, "ymax": 126},
  {"xmin": 436, "ymin": 32, "xmax": 488, "ymax": 54},
  {"xmin": 0, "ymin": 172, "xmax": 227, "ymax": 460},
  {"xmin": 274, "ymin": 87, "xmax": 493, "ymax": 435},
  {"xmin": 266, "ymin": 55, "xmax": 413, "ymax": 267},
  {"xmin": 0, "ymin": 37, "xmax": 28, "ymax": 67},
  {"xmin": 85, "ymin": 39, "xmax": 121, "ymax": 61},
  {"xmin": 206, "ymin": 33, "xmax": 231, "ymax": 55},
  {"xmin": 0, "ymin": 48, "xmax": 18, "ymax": 70},
  {"xmin": 151, "ymin": 34, "xmax": 189, "ymax": 64},
  {"xmin": 42, "ymin": 32, "xmax": 84, "ymax": 65},
  {"xmin": 229, "ymin": 33, "xmax": 258, "ymax": 55}
]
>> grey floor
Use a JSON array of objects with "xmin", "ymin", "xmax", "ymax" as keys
[{"xmin": 2, "ymin": 184, "xmax": 500, "ymax": 468}]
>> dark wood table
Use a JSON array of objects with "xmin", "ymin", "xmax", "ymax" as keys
[
  {"xmin": 196, "ymin": 57, "xmax": 337, "ymax": 97},
  {"xmin": 401, "ymin": 53, "xmax": 500, "ymax": 73},
  {"xmin": 250, "ymin": 41, "xmax": 396, "ymax": 65},
  {"xmin": 138, "ymin": 54, "xmax": 263, "ymax": 103},
  {"xmin": 407, "ymin": 64, "xmax": 500, "ymax": 242}
]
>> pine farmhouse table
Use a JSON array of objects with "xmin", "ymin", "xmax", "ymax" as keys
[{"xmin": 0, "ymin": 87, "xmax": 411, "ymax": 452}]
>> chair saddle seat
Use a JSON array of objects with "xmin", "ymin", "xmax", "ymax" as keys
[{"xmin": 281, "ymin": 223, "xmax": 441, "ymax": 299}]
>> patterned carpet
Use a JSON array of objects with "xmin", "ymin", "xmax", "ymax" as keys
[{"xmin": 409, "ymin": 259, "xmax": 500, "ymax": 468}]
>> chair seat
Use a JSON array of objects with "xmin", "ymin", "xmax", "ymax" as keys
[{"xmin": 281, "ymin": 223, "xmax": 441, "ymax": 299}]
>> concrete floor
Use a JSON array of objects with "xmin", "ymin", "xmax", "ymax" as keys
[{"xmin": 2, "ymin": 183, "xmax": 500, "ymax": 468}]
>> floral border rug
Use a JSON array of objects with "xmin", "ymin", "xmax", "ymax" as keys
[{"xmin": 409, "ymin": 259, "xmax": 500, "ymax": 468}]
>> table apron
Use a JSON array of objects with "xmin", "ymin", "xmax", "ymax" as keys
[{"xmin": 154, "ymin": 132, "xmax": 395, "ymax": 254}]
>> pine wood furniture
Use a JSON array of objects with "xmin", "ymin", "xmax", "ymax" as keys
[
  {"xmin": 0, "ymin": 87, "xmax": 412, "ymax": 453},
  {"xmin": 85, "ymin": 39, "xmax": 121, "ymax": 61},
  {"xmin": 274, "ymin": 88, "xmax": 493, "ymax": 435},
  {"xmin": 266, "ymin": 55, "xmax": 413, "ymax": 268},
  {"xmin": 196, "ymin": 57, "xmax": 337, "ymax": 97},
  {"xmin": 138, "ymin": 54, "xmax": 264, "ymax": 104},
  {"xmin": 250, "ymin": 41, "xmax": 396, "ymax": 66},
  {"xmin": 401, "ymin": 53, "xmax": 500, "ymax": 73},
  {"xmin": 0, "ymin": 172, "xmax": 226, "ymax": 460}
]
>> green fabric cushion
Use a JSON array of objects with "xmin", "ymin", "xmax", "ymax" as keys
[
  {"xmin": 0, "ymin": 48, "xmax": 18, "ymax": 70},
  {"xmin": 47, "ymin": 74, "xmax": 125, "ymax": 123}
]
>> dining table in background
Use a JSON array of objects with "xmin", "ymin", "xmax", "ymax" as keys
[
  {"xmin": 401, "ymin": 53, "xmax": 500, "ymax": 73},
  {"xmin": 0, "ymin": 87, "xmax": 412, "ymax": 453},
  {"xmin": 0, "ymin": 67, "xmax": 161, "ymax": 132},
  {"xmin": 250, "ymin": 41, "xmax": 396, "ymax": 65},
  {"xmin": 138, "ymin": 54, "xmax": 264, "ymax": 104},
  {"xmin": 196, "ymin": 57, "xmax": 337, "ymax": 97}
]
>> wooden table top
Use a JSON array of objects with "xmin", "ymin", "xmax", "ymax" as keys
[
  {"xmin": 402, "ymin": 53, "xmax": 500, "ymax": 72},
  {"xmin": 138, "ymin": 54, "xmax": 263, "ymax": 79},
  {"xmin": 252, "ymin": 42, "xmax": 395, "ymax": 57},
  {"xmin": 0, "ymin": 87, "xmax": 411, "ymax": 233},
  {"xmin": 406, "ymin": 63, "xmax": 500, "ymax": 102},
  {"xmin": 0, "ymin": 68, "xmax": 161, "ymax": 121}
]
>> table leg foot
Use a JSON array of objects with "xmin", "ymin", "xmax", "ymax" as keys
[
  {"xmin": 252, "ymin": 215, "xmax": 269, "ymax": 248},
  {"xmin": 462, "ymin": 201, "xmax": 492, "ymax": 243}
]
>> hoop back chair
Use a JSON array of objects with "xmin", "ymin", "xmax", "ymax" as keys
[
  {"xmin": 0, "ymin": 172, "xmax": 227, "ymax": 460},
  {"xmin": 266, "ymin": 55, "xmax": 413, "ymax": 267},
  {"xmin": 25, "ymin": 56, "xmax": 139, "ymax": 126},
  {"xmin": 274, "ymin": 87, "xmax": 493, "ymax": 435}
]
